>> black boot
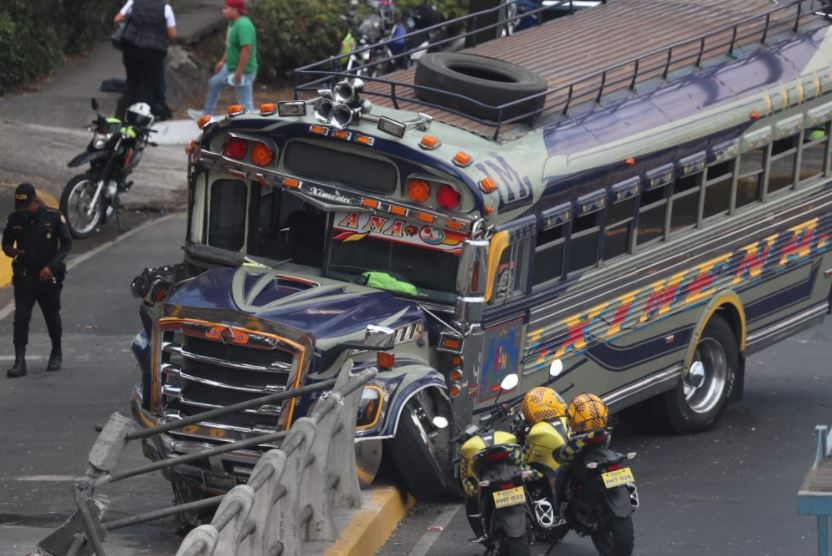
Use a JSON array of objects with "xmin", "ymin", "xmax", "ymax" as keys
[
  {"xmin": 7, "ymin": 345, "xmax": 27, "ymax": 378},
  {"xmin": 47, "ymin": 347, "xmax": 62, "ymax": 371}
]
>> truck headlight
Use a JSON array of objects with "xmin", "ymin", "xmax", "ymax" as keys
[{"xmin": 356, "ymin": 385, "xmax": 383, "ymax": 428}]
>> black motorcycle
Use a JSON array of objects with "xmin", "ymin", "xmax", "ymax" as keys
[
  {"xmin": 554, "ymin": 429, "xmax": 639, "ymax": 556},
  {"xmin": 61, "ymin": 98, "xmax": 156, "ymax": 238},
  {"xmin": 447, "ymin": 374, "xmax": 532, "ymax": 556}
]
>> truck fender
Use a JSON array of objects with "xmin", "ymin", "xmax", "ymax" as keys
[
  {"xmin": 375, "ymin": 364, "xmax": 447, "ymax": 438},
  {"xmin": 605, "ymin": 485, "xmax": 633, "ymax": 518}
]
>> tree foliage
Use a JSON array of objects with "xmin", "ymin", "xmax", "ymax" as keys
[{"xmin": 0, "ymin": 0, "xmax": 121, "ymax": 94}]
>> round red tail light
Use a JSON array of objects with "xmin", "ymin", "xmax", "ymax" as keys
[
  {"xmin": 223, "ymin": 137, "xmax": 248, "ymax": 160},
  {"xmin": 437, "ymin": 184, "xmax": 461, "ymax": 210}
]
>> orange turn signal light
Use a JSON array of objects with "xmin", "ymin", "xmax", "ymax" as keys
[
  {"xmin": 449, "ymin": 385, "xmax": 461, "ymax": 398},
  {"xmin": 420, "ymin": 135, "xmax": 440, "ymax": 150},
  {"xmin": 333, "ymin": 129, "xmax": 351, "ymax": 140},
  {"xmin": 227, "ymin": 104, "xmax": 245, "ymax": 116},
  {"xmin": 625, "ymin": 157, "xmax": 637, "ymax": 167},
  {"xmin": 447, "ymin": 220, "xmax": 465, "ymax": 231},
  {"xmin": 361, "ymin": 198, "xmax": 379, "ymax": 208},
  {"xmin": 749, "ymin": 110, "xmax": 761, "ymax": 120},
  {"xmin": 442, "ymin": 337, "xmax": 461, "ymax": 350},
  {"xmin": 478, "ymin": 177, "xmax": 498, "ymax": 193},
  {"xmin": 449, "ymin": 368, "xmax": 463, "ymax": 382},
  {"xmin": 260, "ymin": 103, "xmax": 277, "ymax": 115},
  {"xmin": 283, "ymin": 177, "xmax": 300, "ymax": 188},
  {"xmin": 355, "ymin": 134, "xmax": 375, "ymax": 145},
  {"xmin": 196, "ymin": 114, "xmax": 212, "ymax": 129},
  {"xmin": 390, "ymin": 205, "xmax": 407, "ymax": 216},
  {"xmin": 310, "ymin": 125, "xmax": 329, "ymax": 135},
  {"xmin": 451, "ymin": 355, "xmax": 463, "ymax": 366},
  {"xmin": 417, "ymin": 212, "xmax": 435, "ymax": 224},
  {"xmin": 251, "ymin": 143, "xmax": 275, "ymax": 166},
  {"xmin": 453, "ymin": 151, "xmax": 472, "ymax": 167},
  {"xmin": 407, "ymin": 179, "xmax": 431, "ymax": 203},
  {"xmin": 377, "ymin": 352, "xmax": 395, "ymax": 369}
]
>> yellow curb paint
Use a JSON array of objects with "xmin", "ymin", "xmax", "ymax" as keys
[
  {"xmin": 326, "ymin": 487, "xmax": 415, "ymax": 556},
  {"xmin": 0, "ymin": 187, "xmax": 60, "ymax": 288}
]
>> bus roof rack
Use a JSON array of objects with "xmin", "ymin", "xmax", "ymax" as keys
[{"xmin": 295, "ymin": 0, "xmax": 830, "ymax": 141}]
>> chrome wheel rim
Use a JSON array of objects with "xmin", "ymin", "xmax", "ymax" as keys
[
  {"xmin": 66, "ymin": 179, "xmax": 101, "ymax": 235},
  {"xmin": 683, "ymin": 338, "xmax": 728, "ymax": 414}
]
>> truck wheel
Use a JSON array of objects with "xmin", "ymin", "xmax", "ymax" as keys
[
  {"xmin": 661, "ymin": 315, "xmax": 738, "ymax": 434},
  {"xmin": 387, "ymin": 389, "xmax": 454, "ymax": 500},
  {"xmin": 414, "ymin": 53, "xmax": 546, "ymax": 121}
]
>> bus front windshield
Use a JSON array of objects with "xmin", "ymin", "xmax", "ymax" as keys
[{"xmin": 325, "ymin": 212, "xmax": 461, "ymax": 303}]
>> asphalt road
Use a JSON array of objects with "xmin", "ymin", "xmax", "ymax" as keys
[
  {"xmin": 380, "ymin": 325, "xmax": 832, "ymax": 556},
  {"xmin": 0, "ymin": 214, "xmax": 187, "ymax": 555}
]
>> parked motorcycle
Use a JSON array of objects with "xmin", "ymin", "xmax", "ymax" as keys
[
  {"xmin": 450, "ymin": 373, "xmax": 532, "ymax": 556},
  {"xmin": 511, "ymin": 361, "xmax": 639, "ymax": 555},
  {"xmin": 61, "ymin": 98, "xmax": 157, "ymax": 238},
  {"xmin": 339, "ymin": 1, "xmax": 395, "ymax": 77},
  {"xmin": 555, "ymin": 428, "xmax": 639, "ymax": 556}
]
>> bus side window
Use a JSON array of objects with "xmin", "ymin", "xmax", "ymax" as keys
[
  {"xmin": 704, "ymin": 160, "xmax": 734, "ymax": 218},
  {"xmin": 768, "ymin": 134, "xmax": 799, "ymax": 195},
  {"xmin": 603, "ymin": 197, "xmax": 635, "ymax": 260},
  {"xmin": 669, "ymin": 172, "xmax": 702, "ymax": 234},
  {"xmin": 636, "ymin": 184, "xmax": 668, "ymax": 246},
  {"xmin": 568, "ymin": 211, "xmax": 601, "ymax": 273},
  {"xmin": 800, "ymin": 123, "xmax": 829, "ymax": 184},
  {"xmin": 532, "ymin": 223, "xmax": 565, "ymax": 287},
  {"xmin": 735, "ymin": 149, "xmax": 763, "ymax": 210}
]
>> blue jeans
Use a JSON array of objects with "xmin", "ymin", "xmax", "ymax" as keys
[{"xmin": 203, "ymin": 64, "xmax": 256, "ymax": 114}]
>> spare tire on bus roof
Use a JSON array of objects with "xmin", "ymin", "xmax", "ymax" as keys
[{"xmin": 414, "ymin": 52, "xmax": 547, "ymax": 122}]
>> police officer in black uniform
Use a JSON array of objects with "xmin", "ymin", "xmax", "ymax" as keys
[{"xmin": 2, "ymin": 183, "xmax": 72, "ymax": 377}]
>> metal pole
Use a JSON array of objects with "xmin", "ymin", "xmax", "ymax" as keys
[
  {"xmin": 794, "ymin": 1, "xmax": 803, "ymax": 32},
  {"xmin": 74, "ymin": 487, "xmax": 107, "ymax": 556},
  {"xmin": 95, "ymin": 429, "xmax": 289, "ymax": 487},
  {"xmin": 126, "ymin": 379, "xmax": 336, "ymax": 441},
  {"xmin": 728, "ymin": 25, "xmax": 738, "ymax": 56},
  {"xmin": 102, "ymin": 496, "xmax": 224, "ymax": 531},
  {"xmin": 629, "ymin": 59, "xmax": 640, "ymax": 90},
  {"xmin": 761, "ymin": 13, "xmax": 771, "ymax": 45}
]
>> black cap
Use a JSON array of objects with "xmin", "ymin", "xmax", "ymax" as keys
[{"xmin": 14, "ymin": 183, "xmax": 36, "ymax": 210}]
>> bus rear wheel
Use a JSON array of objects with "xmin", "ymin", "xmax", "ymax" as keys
[{"xmin": 661, "ymin": 315, "xmax": 738, "ymax": 434}]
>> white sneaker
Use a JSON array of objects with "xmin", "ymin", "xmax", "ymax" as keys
[{"xmin": 187, "ymin": 108, "xmax": 205, "ymax": 121}]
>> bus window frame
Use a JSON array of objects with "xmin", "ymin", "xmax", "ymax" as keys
[
  {"xmin": 799, "ymin": 121, "xmax": 831, "ymax": 186},
  {"xmin": 635, "ymin": 178, "xmax": 670, "ymax": 248},
  {"xmin": 565, "ymin": 190, "xmax": 606, "ymax": 276},
  {"xmin": 668, "ymin": 153, "xmax": 706, "ymax": 237},
  {"xmin": 601, "ymin": 177, "xmax": 639, "ymax": 263}
]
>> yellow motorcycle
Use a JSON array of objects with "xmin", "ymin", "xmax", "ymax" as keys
[{"xmin": 453, "ymin": 374, "xmax": 532, "ymax": 556}]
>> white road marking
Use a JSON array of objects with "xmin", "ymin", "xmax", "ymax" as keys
[
  {"xmin": 12, "ymin": 475, "xmax": 84, "ymax": 482},
  {"xmin": 0, "ymin": 213, "xmax": 179, "ymax": 322},
  {"xmin": 0, "ymin": 355, "xmax": 43, "ymax": 360},
  {"xmin": 406, "ymin": 505, "xmax": 461, "ymax": 556}
]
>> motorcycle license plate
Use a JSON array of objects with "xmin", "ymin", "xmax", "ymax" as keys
[
  {"xmin": 492, "ymin": 486, "xmax": 526, "ymax": 509},
  {"xmin": 601, "ymin": 467, "xmax": 634, "ymax": 489}
]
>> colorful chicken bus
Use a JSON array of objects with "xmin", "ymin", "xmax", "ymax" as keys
[{"xmin": 130, "ymin": 0, "xmax": 832, "ymax": 502}]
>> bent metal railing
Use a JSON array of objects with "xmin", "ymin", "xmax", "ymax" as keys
[
  {"xmin": 295, "ymin": 0, "xmax": 827, "ymax": 140},
  {"xmin": 36, "ymin": 359, "xmax": 374, "ymax": 556}
]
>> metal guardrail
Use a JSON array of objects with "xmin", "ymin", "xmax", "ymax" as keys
[
  {"xmin": 36, "ymin": 359, "xmax": 375, "ymax": 556},
  {"xmin": 295, "ymin": 0, "xmax": 825, "ymax": 140}
]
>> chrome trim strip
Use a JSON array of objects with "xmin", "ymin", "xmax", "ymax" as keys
[
  {"xmin": 179, "ymin": 347, "xmax": 292, "ymax": 373},
  {"xmin": 746, "ymin": 303, "xmax": 828, "ymax": 345},
  {"xmin": 602, "ymin": 364, "xmax": 683, "ymax": 409},
  {"xmin": 165, "ymin": 394, "xmax": 283, "ymax": 417},
  {"xmin": 162, "ymin": 364, "xmax": 287, "ymax": 394}
]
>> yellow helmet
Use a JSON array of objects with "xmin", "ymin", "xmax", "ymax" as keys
[
  {"xmin": 521, "ymin": 387, "xmax": 567, "ymax": 425},
  {"xmin": 567, "ymin": 393, "xmax": 608, "ymax": 433}
]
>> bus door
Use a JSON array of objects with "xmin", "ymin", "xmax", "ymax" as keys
[{"xmin": 476, "ymin": 216, "xmax": 535, "ymax": 407}]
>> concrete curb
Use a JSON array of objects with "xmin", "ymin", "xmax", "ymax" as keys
[{"xmin": 320, "ymin": 486, "xmax": 415, "ymax": 556}]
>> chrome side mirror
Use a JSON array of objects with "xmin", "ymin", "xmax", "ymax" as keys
[
  {"xmin": 549, "ymin": 359, "xmax": 564, "ymax": 378},
  {"xmin": 363, "ymin": 324, "xmax": 396, "ymax": 350},
  {"xmin": 500, "ymin": 373, "xmax": 519, "ymax": 391}
]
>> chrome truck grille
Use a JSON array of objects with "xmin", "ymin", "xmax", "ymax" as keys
[{"xmin": 153, "ymin": 319, "xmax": 304, "ymax": 441}]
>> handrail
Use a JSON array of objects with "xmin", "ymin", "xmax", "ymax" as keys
[
  {"xmin": 295, "ymin": 0, "xmax": 825, "ymax": 141},
  {"xmin": 37, "ymin": 358, "xmax": 375, "ymax": 555}
]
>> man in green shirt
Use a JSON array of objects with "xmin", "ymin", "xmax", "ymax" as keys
[{"xmin": 190, "ymin": 0, "xmax": 257, "ymax": 118}]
